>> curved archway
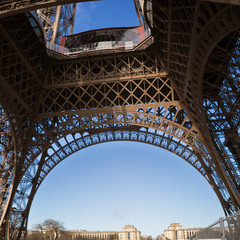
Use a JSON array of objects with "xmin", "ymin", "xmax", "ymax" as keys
[
  {"xmin": 201, "ymin": 29, "xmax": 240, "ymax": 214},
  {"xmin": 186, "ymin": 3, "xmax": 240, "ymax": 216},
  {"xmin": 1, "ymin": 3, "xmax": 240, "ymax": 240},
  {"xmin": 0, "ymin": 13, "xmax": 48, "ymax": 238},
  {"xmin": 0, "ymin": 105, "xmax": 16, "ymax": 230},
  {"xmin": 0, "ymin": 81, "xmax": 21, "ymax": 235},
  {"xmin": 11, "ymin": 122, "xmax": 227, "ymax": 239},
  {"xmin": 198, "ymin": 8, "xmax": 240, "ymax": 211},
  {"xmin": 28, "ymin": 141, "xmax": 224, "ymax": 237},
  {"xmin": 202, "ymin": 29, "xmax": 240, "ymax": 163},
  {"xmin": 28, "ymin": 128, "xmax": 208, "ymax": 189},
  {"xmin": 23, "ymin": 106, "xmax": 206, "ymax": 172},
  {"xmin": 190, "ymin": 4, "xmax": 240, "ymax": 115}
]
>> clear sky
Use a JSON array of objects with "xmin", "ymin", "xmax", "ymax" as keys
[
  {"xmin": 28, "ymin": 0, "xmax": 225, "ymax": 237},
  {"xmin": 28, "ymin": 141, "xmax": 224, "ymax": 237},
  {"xmin": 73, "ymin": 0, "xmax": 140, "ymax": 33}
]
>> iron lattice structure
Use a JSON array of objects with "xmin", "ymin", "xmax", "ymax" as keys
[{"xmin": 0, "ymin": 0, "xmax": 240, "ymax": 239}]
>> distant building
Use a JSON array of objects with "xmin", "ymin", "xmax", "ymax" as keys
[
  {"xmin": 158, "ymin": 223, "xmax": 201, "ymax": 240},
  {"xmin": 157, "ymin": 234, "xmax": 165, "ymax": 240},
  {"xmin": 141, "ymin": 235, "xmax": 152, "ymax": 240},
  {"xmin": 68, "ymin": 225, "xmax": 141, "ymax": 240}
]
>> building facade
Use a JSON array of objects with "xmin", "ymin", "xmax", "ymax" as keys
[
  {"xmin": 141, "ymin": 235, "xmax": 152, "ymax": 240},
  {"xmin": 158, "ymin": 223, "xmax": 201, "ymax": 240},
  {"xmin": 68, "ymin": 225, "xmax": 141, "ymax": 240}
]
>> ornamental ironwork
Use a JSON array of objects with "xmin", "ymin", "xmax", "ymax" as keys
[{"xmin": 0, "ymin": 0, "xmax": 240, "ymax": 239}]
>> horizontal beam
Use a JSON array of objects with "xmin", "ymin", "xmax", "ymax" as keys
[
  {"xmin": 201, "ymin": 0, "xmax": 240, "ymax": 5},
  {"xmin": 0, "ymin": 0, "xmax": 99, "ymax": 18}
]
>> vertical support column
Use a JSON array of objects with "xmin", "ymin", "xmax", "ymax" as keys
[
  {"xmin": 70, "ymin": 3, "xmax": 76, "ymax": 35},
  {"xmin": 6, "ymin": 220, "xmax": 9, "ymax": 240},
  {"xmin": 167, "ymin": 0, "xmax": 172, "ymax": 72},
  {"xmin": 219, "ymin": 217, "xmax": 225, "ymax": 240},
  {"xmin": 3, "ymin": 218, "xmax": 10, "ymax": 240},
  {"xmin": 16, "ymin": 151, "xmax": 48, "ymax": 240},
  {"xmin": 51, "ymin": 5, "xmax": 62, "ymax": 44}
]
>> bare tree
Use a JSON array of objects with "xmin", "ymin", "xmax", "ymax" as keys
[{"xmin": 32, "ymin": 219, "xmax": 65, "ymax": 240}]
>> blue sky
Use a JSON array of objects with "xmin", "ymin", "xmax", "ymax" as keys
[
  {"xmin": 28, "ymin": 0, "xmax": 224, "ymax": 237},
  {"xmin": 28, "ymin": 142, "xmax": 224, "ymax": 237},
  {"xmin": 73, "ymin": 0, "xmax": 140, "ymax": 33}
]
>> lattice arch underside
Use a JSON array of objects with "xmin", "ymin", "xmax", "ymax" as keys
[
  {"xmin": 14, "ymin": 116, "xmax": 232, "ymax": 221},
  {"xmin": 11, "ymin": 123, "xmax": 232, "ymax": 239},
  {"xmin": 24, "ymin": 107, "xmax": 206, "ymax": 173},
  {"xmin": 14, "ymin": 127, "xmax": 207, "ymax": 218}
]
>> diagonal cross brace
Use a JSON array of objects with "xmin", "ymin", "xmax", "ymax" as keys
[{"xmin": 0, "ymin": 0, "xmax": 99, "ymax": 18}]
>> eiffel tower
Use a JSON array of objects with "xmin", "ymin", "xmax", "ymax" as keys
[{"xmin": 0, "ymin": 0, "xmax": 239, "ymax": 239}]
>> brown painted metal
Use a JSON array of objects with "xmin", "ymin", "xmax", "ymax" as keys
[
  {"xmin": 50, "ymin": 5, "xmax": 62, "ymax": 44},
  {"xmin": 201, "ymin": 0, "xmax": 240, "ymax": 5},
  {"xmin": 0, "ymin": 0, "xmax": 99, "ymax": 18},
  {"xmin": 70, "ymin": 3, "xmax": 76, "ymax": 35},
  {"xmin": 0, "ymin": 0, "xmax": 239, "ymax": 239}
]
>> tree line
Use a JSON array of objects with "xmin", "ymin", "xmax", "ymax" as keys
[{"xmin": 27, "ymin": 219, "xmax": 119, "ymax": 240}]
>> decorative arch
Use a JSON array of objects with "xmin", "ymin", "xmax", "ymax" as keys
[
  {"xmin": 189, "ymin": 3, "xmax": 240, "ymax": 214},
  {"xmin": 190, "ymin": 4, "xmax": 240, "ymax": 120},
  {"xmin": 0, "ymin": 105, "xmax": 16, "ymax": 230},
  {"xmin": 0, "ymin": 13, "xmax": 48, "ymax": 239},
  {"xmin": 184, "ymin": 3, "xmax": 240, "ymax": 216},
  {"xmin": 11, "ymin": 126, "xmax": 226, "ymax": 239},
  {"xmin": 10, "ymin": 99, "xmax": 235, "ymax": 239},
  {"xmin": 1, "ymin": 2, "xmax": 240, "ymax": 239},
  {"xmin": 0, "ymin": 79, "xmax": 21, "ymax": 231},
  {"xmin": 29, "ymin": 129, "xmax": 209, "ymax": 189},
  {"xmin": 22, "ymin": 105, "xmax": 209, "ymax": 175}
]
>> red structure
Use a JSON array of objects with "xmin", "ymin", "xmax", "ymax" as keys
[{"xmin": 60, "ymin": 26, "xmax": 146, "ymax": 52}]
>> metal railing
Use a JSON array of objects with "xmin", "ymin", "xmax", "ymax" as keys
[
  {"xmin": 46, "ymin": 31, "xmax": 152, "ymax": 56},
  {"xmin": 190, "ymin": 211, "xmax": 240, "ymax": 240},
  {"xmin": 26, "ymin": 7, "xmax": 153, "ymax": 57}
]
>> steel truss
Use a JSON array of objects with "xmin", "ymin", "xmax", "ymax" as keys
[
  {"xmin": 0, "ymin": 0, "xmax": 95, "ymax": 18},
  {"xmin": 0, "ymin": 0, "xmax": 240, "ymax": 239},
  {"xmin": 36, "ymin": 3, "xmax": 76, "ymax": 43}
]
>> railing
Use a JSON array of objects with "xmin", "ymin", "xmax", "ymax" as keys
[
  {"xmin": 46, "ymin": 41, "xmax": 70, "ymax": 54},
  {"xmin": 190, "ymin": 211, "xmax": 240, "ymax": 240},
  {"xmin": 46, "ymin": 31, "xmax": 152, "ymax": 56},
  {"xmin": 26, "ymin": 9, "xmax": 152, "ymax": 57}
]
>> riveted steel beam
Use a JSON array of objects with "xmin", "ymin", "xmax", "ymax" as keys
[{"xmin": 0, "ymin": 0, "xmax": 99, "ymax": 18}]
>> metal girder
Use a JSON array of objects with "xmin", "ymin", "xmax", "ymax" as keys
[
  {"xmin": 186, "ymin": 4, "xmax": 240, "ymax": 211},
  {"xmin": 0, "ymin": 106, "xmax": 15, "ymax": 231},
  {"xmin": 36, "ymin": 3, "xmax": 77, "ymax": 43},
  {"xmin": 11, "ymin": 125, "xmax": 225, "ymax": 238},
  {"xmin": 153, "ymin": 0, "xmax": 196, "ymax": 96},
  {"xmin": 133, "ymin": 0, "xmax": 145, "ymax": 27},
  {"xmin": 0, "ymin": 0, "xmax": 99, "ymax": 18},
  {"xmin": 201, "ymin": 0, "xmax": 240, "ymax": 5},
  {"xmin": 0, "ymin": 0, "xmax": 240, "ymax": 239}
]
